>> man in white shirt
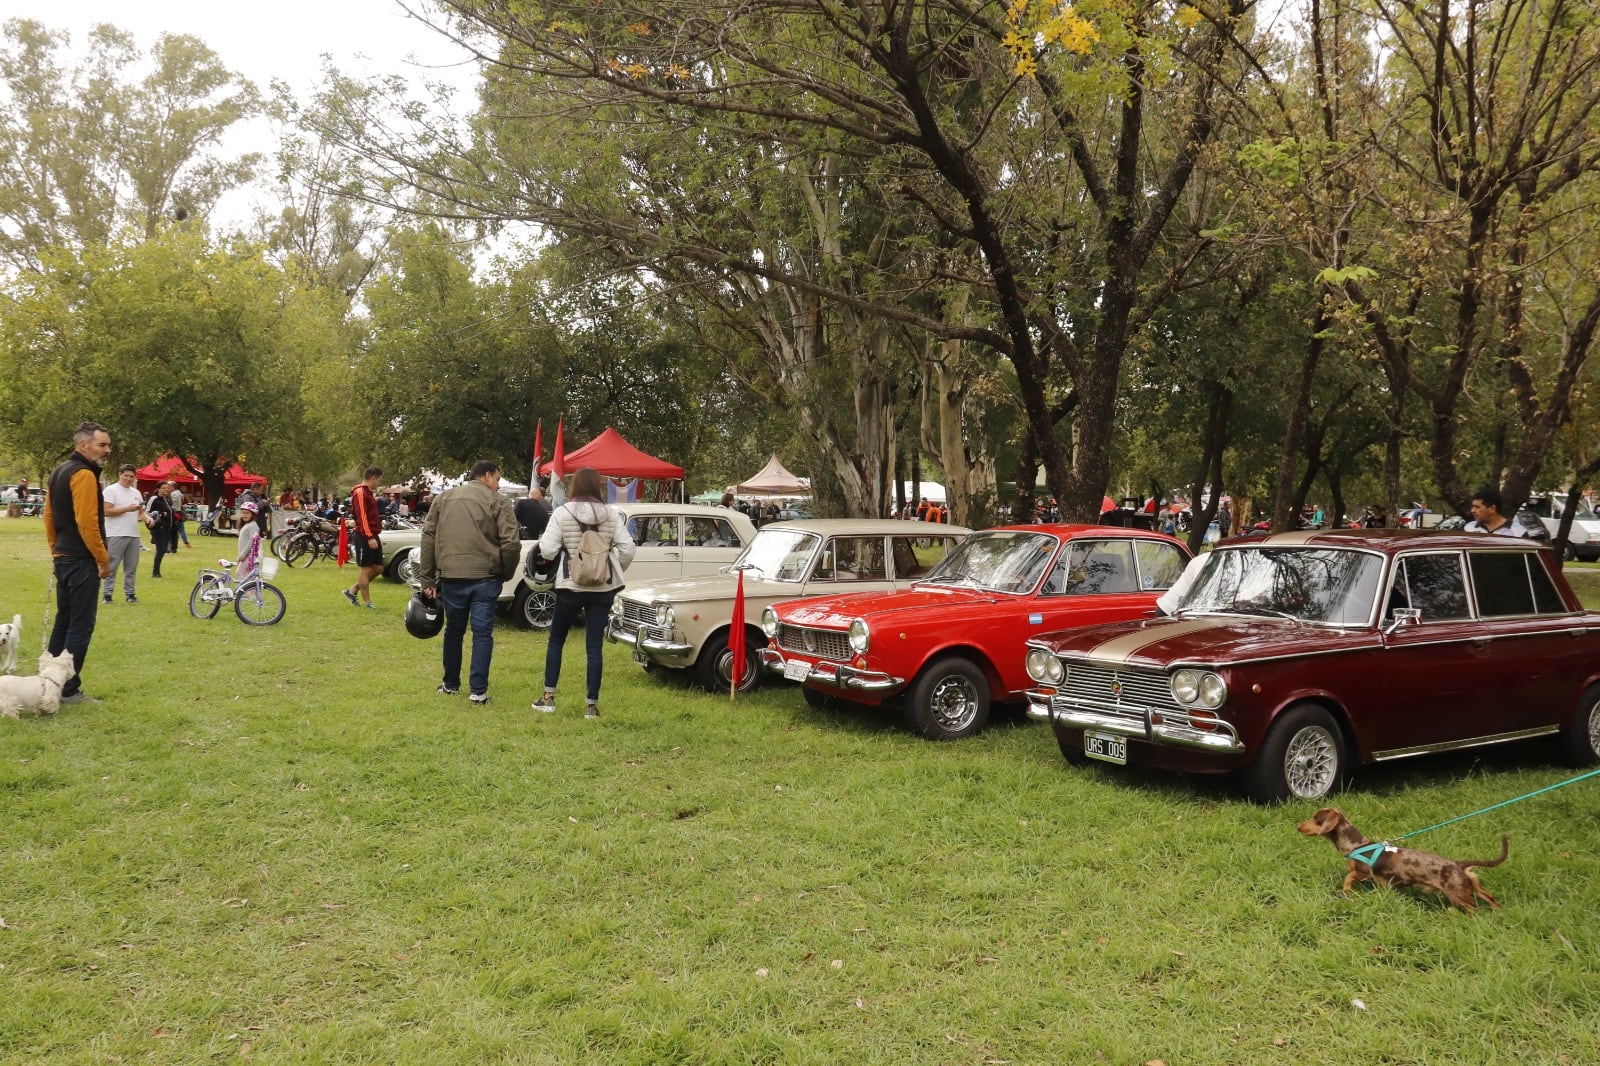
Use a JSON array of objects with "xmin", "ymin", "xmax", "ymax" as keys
[{"xmin": 101, "ymin": 464, "xmax": 148, "ymax": 603}]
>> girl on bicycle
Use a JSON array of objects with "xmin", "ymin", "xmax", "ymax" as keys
[{"xmin": 236, "ymin": 500, "xmax": 262, "ymax": 579}]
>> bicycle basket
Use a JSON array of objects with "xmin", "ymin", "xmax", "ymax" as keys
[{"xmin": 260, "ymin": 557, "xmax": 280, "ymax": 580}]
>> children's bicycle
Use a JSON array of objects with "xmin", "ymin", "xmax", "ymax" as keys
[{"xmin": 189, "ymin": 559, "xmax": 287, "ymax": 625}]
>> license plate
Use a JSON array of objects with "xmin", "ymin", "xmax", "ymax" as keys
[
  {"xmin": 1084, "ymin": 731, "xmax": 1127, "ymax": 765},
  {"xmin": 631, "ymin": 636, "xmax": 648, "ymax": 665},
  {"xmin": 783, "ymin": 658, "xmax": 812, "ymax": 682}
]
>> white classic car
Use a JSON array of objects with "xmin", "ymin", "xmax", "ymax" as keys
[
  {"xmin": 385, "ymin": 501, "xmax": 758, "ymax": 628},
  {"xmin": 606, "ymin": 518, "xmax": 970, "ymax": 691}
]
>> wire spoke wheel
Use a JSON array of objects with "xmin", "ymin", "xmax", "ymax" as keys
[
  {"xmin": 188, "ymin": 577, "xmax": 222, "ymax": 619},
  {"xmin": 235, "ymin": 581, "xmax": 286, "ymax": 625}
]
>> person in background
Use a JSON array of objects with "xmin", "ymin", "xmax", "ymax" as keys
[
  {"xmin": 1465, "ymin": 486, "xmax": 1533, "ymax": 537},
  {"xmin": 343, "ymin": 467, "xmax": 385, "ymax": 609},
  {"xmin": 418, "ymin": 461, "xmax": 521, "ymax": 705},
  {"xmin": 43, "ymin": 421, "xmax": 112, "ymax": 705},
  {"xmin": 534, "ymin": 466, "xmax": 637, "ymax": 719},
  {"xmin": 168, "ymin": 484, "xmax": 189, "ymax": 552},
  {"xmin": 100, "ymin": 463, "xmax": 146, "ymax": 604},
  {"xmin": 515, "ymin": 484, "xmax": 551, "ymax": 541},
  {"xmin": 145, "ymin": 482, "xmax": 176, "ymax": 577},
  {"xmin": 719, "ymin": 491, "xmax": 735, "ymax": 509}
]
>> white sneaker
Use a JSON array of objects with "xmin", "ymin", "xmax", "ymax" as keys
[{"xmin": 531, "ymin": 695, "xmax": 556, "ymax": 713}]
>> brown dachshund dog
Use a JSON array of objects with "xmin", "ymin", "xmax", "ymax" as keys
[{"xmin": 1297, "ymin": 806, "xmax": 1508, "ymax": 912}]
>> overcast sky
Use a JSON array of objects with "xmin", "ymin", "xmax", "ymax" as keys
[{"xmin": 7, "ymin": 0, "xmax": 483, "ymax": 228}]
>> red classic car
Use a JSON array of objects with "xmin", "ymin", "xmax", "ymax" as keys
[
  {"xmin": 1025, "ymin": 529, "xmax": 1600, "ymax": 802},
  {"xmin": 759, "ymin": 525, "xmax": 1193, "ymax": 739}
]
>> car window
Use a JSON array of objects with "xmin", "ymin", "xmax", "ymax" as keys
[
  {"xmin": 1133, "ymin": 540, "xmax": 1188, "ymax": 590},
  {"xmin": 734, "ymin": 529, "xmax": 820, "ymax": 580},
  {"xmin": 924, "ymin": 531, "xmax": 1057, "ymax": 594},
  {"xmin": 830, "ymin": 537, "xmax": 887, "ymax": 581},
  {"xmin": 1470, "ymin": 551, "xmax": 1568, "ymax": 616},
  {"xmin": 891, "ymin": 536, "xmax": 956, "ymax": 578},
  {"xmin": 1045, "ymin": 540, "xmax": 1139, "ymax": 595},
  {"xmin": 1388, "ymin": 553, "xmax": 1470, "ymax": 621},
  {"xmin": 685, "ymin": 516, "xmax": 740, "ymax": 547},
  {"xmin": 631, "ymin": 516, "xmax": 680, "ymax": 547}
]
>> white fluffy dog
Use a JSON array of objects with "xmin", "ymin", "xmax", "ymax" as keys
[
  {"xmin": 0, "ymin": 649, "xmax": 75, "ymax": 718},
  {"xmin": 0, "ymin": 613, "xmax": 20, "ymax": 673}
]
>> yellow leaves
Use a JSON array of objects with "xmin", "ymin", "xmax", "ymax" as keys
[
  {"xmin": 1002, "ymin": 0, "xmax": 1100, "ymax": 79},
  {"xmin": 1176, "ymin": 5, "xmax": 1204, "ymax": 28}
]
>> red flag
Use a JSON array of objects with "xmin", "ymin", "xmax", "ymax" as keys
[
  {"xmin": 531, "ymin": 420, "xmax": 543, "ymax": 486},
  {"xmin": 729, "ymin": 568, "xmax": 746, "ymax": 698},
  {"xmin": 336, "ymin": 517, "xmax": 350, "ymax": 568},
  {"xmin": 551, "ymin": 417, "xmax": 566, "ymax": 478}
]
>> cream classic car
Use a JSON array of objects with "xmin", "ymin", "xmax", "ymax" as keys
[{"xmin": 607, "ymin": 519, "xmax": 970, "ymax": 691}]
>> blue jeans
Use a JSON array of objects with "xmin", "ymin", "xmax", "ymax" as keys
[
  {"xmin": 48, "ymin": 556, "xmax": 100, "ymax": 698},
  {"xmin": 544, "ymin": 588, "xmax": 618, "ymax": 702},
  {"xmin": 440, "ymin": 576, "xmax": 500, "ymax": 696}
]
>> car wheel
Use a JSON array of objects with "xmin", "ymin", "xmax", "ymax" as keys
[
  {"xmin": 511, "ymin": 584, "xmax": 556, "ymax": 630},
  {"xmin": 905, "ymin": 657, "xmax": 991, "ymax": 740},
  {"xmin": 801, "ymin": 686, "xmax": 837, "ymax": 710},
  {"xmin": 1559, "ymin": 686, "xmax": 1600, "ymax": 767},
  {"xmin": 1243, "ymin": 704, "xmax": 1344, "ymax": 804},
  {"xmin": 1055, "ymin": 733, "xmax": 1090, "ymax": 766},
  {"xmin": 382, "ymin": 548, "xmax": 407, "ymax": 582},
  {"xmin": 397, "ymin": 548, "xmax": 422, "ymax": 584},
  {"xmin": 695, "ymin": 629, "xmax": 762, "ymax": 694}
]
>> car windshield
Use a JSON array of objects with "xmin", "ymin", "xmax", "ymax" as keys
[
  {"xmin": 732, "ymin": 529, "xmax": 822, "ymax": 581},
  {"xmin": 1175, "ymin": 546, "xmax": 1384, "ymax": 625},
  {"xmin": 921, "ymin": 531, "xmax": 1058, "ymax": 594}
]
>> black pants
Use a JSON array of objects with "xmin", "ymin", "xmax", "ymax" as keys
[
  {"xmin": 151, "ymin": 527, "xmax": 172, "ymax": 576},
  {"xmin": 48, "ymin": 556, "xmax": 100, "ymax": 698}
]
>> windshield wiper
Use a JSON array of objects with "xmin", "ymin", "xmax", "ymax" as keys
[{"xmin": 1225, "ymin": 605, "xmax": 1305, "ymax": 622}]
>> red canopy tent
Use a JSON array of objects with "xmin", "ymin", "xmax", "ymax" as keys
[
  {"xmin": 538, "ymin": 427, "xmax": 684, "ymax": 480},
  {"xmin": 135, "ymin": 455, "xmax": 266, "ymax": 503}
]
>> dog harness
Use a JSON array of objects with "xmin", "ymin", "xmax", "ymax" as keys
[{"xmin": 1346, "ymin": 842, "xmax": 1396, "ymax": 866}]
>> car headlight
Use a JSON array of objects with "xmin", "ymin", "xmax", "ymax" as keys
[
  {"xmin": 1171, "ymin": 669, "xmax": 1226, "ymax": 708},
  {"xmin": 654, "ymin": 603, "xmax": 674, "ymax": 627},
  {"xmin": 1196, "ymin": 672, "xmax": 1227, "ymax": 709},
  {"xmin": 1025, "ymin": 648, "xmax": 1066, "ymax": 685},
  {"xmin": 761, "ymin": 607, "xmax": 778, "ymax": 638},
  {"xmin": 847, "ymin": 618, "xmax": 870, "ymax": 654}
]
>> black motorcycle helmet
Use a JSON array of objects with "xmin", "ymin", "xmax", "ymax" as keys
[
  {"xmin": 404, "ymin": 589, "xmax": 444, "ymax": 639},
  {"xmin": 524, "ymin": 543, "xmax": 558, "ymax": 588}
]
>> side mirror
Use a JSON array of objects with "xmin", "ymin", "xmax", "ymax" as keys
[{"xmin": 1383, "ymin": 607, "xmax": 1421, "ymax": 634}]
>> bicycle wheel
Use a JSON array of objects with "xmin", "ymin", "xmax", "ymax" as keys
[
  {"xmin": 271, "ymin": 530, "xmax": 295, "ymax": 561},
  {"xmin": 188, "ymin": 577, "xmax": 222, "ymax": 619},
  {"xmin": 235, "ymin": 580, "xmax": 286, "ymax": 625}
]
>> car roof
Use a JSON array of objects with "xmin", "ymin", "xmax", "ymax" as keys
[
  {"xmin": 1219, "ymin": 528, "xmax": 1548, "ymax": 552},
  {"xmin": 983, "ymin": 523, "xmax": 1188, "ymax": 542},
  {"xmin": 759, "ymin": 519, "xmax": 973, "ymax": 534}
]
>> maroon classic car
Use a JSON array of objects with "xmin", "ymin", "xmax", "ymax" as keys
[
  {"xmin": 1025, "ymin": 529, "xmax": 1600, "ymax": 802},
  {"xmin": 759, "ymin": 525, "xmax": 1193, "ymax": 739}
]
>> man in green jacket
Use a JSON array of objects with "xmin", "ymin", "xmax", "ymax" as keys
[
  {"xmin": 418, "ymin": 460, "xmax": 521, "ymax": 705},
  {"xmin": 42, "ymin": 421, "xmax": 113, "ymax": 704}
]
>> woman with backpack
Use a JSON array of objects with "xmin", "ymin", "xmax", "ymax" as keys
[{"xmin": 534, "ymin": 467, "xmax": 637, "ymax": 718}]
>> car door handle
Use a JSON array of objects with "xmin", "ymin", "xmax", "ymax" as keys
[{"xmin": 1471, "ymin": 636, "xmax": 1492, "ymax": 647}]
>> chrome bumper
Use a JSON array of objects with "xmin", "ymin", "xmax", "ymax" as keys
[
  {"xmin": 1027, "ymin": 689, "xmax": 1246, "ymax": 754},
  {"xmin": 759, "ymin": 649, "xmax": 904, "ymax": 693},
  {"xmin": 607, "ymin": 621, "xmax": 694, "ymax": 664}
]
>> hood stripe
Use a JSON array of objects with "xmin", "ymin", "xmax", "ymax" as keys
[{"xmin": 1082, "ymin": 618, "xmax": 1235, "ymax": 663}]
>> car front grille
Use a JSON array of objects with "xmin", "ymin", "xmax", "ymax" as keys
[
  {"xmin": 776, "ymin": 624, "xmax": 852, "ymax": 662},
  {"xmin": 1053, "ymin": 661, "xmax": 1180, "ymax": 720},
  {"xmin": 616, "ymin": 598, "xmax": 654, "ymax": 636}
]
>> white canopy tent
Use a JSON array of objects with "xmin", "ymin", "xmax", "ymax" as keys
[{"xmin": 734, "ymin": 455, "xmax": 810, "ymax": 496}]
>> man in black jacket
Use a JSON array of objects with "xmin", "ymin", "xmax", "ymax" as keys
[{"xmin": 42, "ymin": 422, "xmax": 113, "ymax": 704}]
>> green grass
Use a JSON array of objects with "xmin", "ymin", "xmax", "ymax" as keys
[{"xmin": 2, "ymin": 518, "xmax": 1599, "ymax": 1063}]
